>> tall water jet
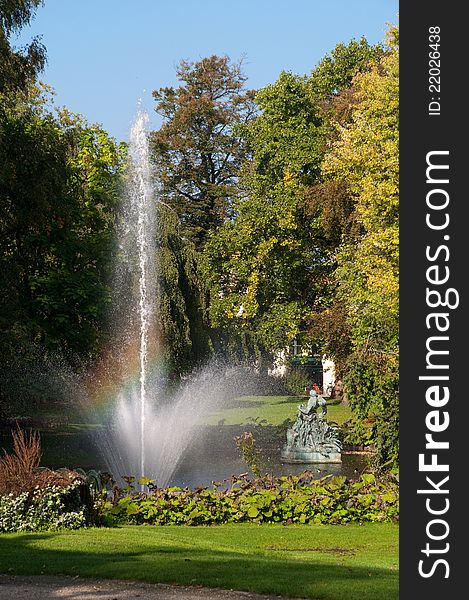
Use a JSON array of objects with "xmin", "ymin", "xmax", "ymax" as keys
[
  {"xmin": 129, "ymin": 111, "xmax": 154, "ymax": 481},
  {"xmin": 93, "ymin": 109, "xmax": 160, "ymax": 484},
  {"xmin": 85, "ymin": 111, "xmax": 246, "ymax": 488}
]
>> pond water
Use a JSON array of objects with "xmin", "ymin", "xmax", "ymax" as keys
[
  {"xmin": 1, "ymin": 423, "xmax": 371, "ymax": 489},
  {"xmin": 171, "ymin": 451, "xmax": 369, "ymax": 489},
  {"xmin": 161, "ymin": 424, "xmax": 371, "ymax": 488}
]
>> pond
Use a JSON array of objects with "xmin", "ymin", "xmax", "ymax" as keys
[
  {"xmin": 168, "ymin": 424, "xmax": 370, "ymax": 488},
  {"xmin": 1, "ymin": 422, "xmax": 371, "ymax": 489}
]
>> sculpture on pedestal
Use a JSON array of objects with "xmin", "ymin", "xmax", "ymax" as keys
[{"xmin": 281, "ymin": 389, "xmax": 342, "ymax": 463}]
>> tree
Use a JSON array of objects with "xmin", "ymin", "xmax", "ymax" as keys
[
  {"xmin": 151, "ymin": 55, "xmax": 257, "ymax": 247},
  {"xmin": 321, "ymin": 30, "xmax": 399, "ymax": 466},
  {"xmin": 156, "ymin": 207, "xmax": 212, "ymax": 373},
  {"xmin": 302, "ymin": 37, "xmax": 384, "ymax": 251},
  {"xmin": 0, "ymin": 105, "xmax": 69, "ymax": 341},
  {"xmin": 203, "ymin": 39, "xmax": 383, "ymax": 361},
  {"xmin": 0, "ymin": 1, "xmax": 128, "ymax": 417},
  {"xmin": 0, "ymin": 0, "xmax": 46, "ymax": 96},
  {"xmin": 303, "ymin": 39, "xmax": 386, "ymax": 365},
  {"xmin": 308, "ymin": 37, "xmax": 383, "ymax": 103},
  {"xmin": 31, "ymin": 113, "xmax": 125, "ymax": 356},
  {"xmin": 0, "ymin": 94, "xmax": 126, "ymax": 419},
  {"xmin": 0, "ymin": 102, "xmax": 124, "ymax": 359},
  {"xmin": 203, "ymin": 71, "xmax": 327, "ymax": 361}
]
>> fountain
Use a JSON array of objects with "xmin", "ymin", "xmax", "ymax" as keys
[
  {"xmin": 88, "ymin": 109, "xmax": 159, "ymax": 485},
  {"xmin": 129, "ymin": 110, "xmax": 154, "ymax": 482},
  {"xmin": 88, "ymin": 111, "xmax": 239, "ymax": 487}
]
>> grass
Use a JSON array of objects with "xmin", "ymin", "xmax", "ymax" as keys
[
  {"xmin": 206, "ymin": 396, "xmax": 352, "ymax": 427},
  {"xmin": 0, "ymin": 523, "xmax": 398, "ymax": 600},
  {"xmin": 3, "ymin": 395, "xmax": 352, "ymax": 430}
]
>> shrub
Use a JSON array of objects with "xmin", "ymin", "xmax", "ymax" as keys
[
  {"xmin": 0, "ymin": 428, "xmax": 102, "ymax": 531},
  {"xmin": 344, "ymin": 355, "xmax": 399, "ymax": 469},
  {"xmin": 341, "ymin": 419, "xmax": 374, "ymax": 448},
  {"xmin": 284, "ymin": 368, "xmax": 311, "ymax": 396},
  {"xmin": 103, "ymin": 471, "xmax": 399, "ymax": 527},
  {"xmin": 234, "ymin": 432, "xmax": 262, "ymax": 476},
  {"xmin": 0, "ymin": 481, "xmax": 90, "ymax": 532}
]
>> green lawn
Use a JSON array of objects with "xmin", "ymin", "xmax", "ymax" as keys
[
  {"xmin": 206, "ymin": 395, "xmax": 352, "ymax": 427},
  {"xmin": 6, "ymin": 395, "xmax": 351, "ymax": 430},
  {"xmin": 0, "ymin": 523, "xmax": 398, "ymax": 600}
]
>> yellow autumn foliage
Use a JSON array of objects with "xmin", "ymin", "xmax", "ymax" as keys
[{"xmin": 324, "ymin": 42, "xmax": 399, "ymax": 353}]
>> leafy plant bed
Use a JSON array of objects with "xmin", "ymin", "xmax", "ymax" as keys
[
  {"xmin": 103, "ymin": 471, "xmax": 399, "ymax": 526},
  {"xmin": 0, "ymin": 481, "xmax": 95, "ymax": 532}
]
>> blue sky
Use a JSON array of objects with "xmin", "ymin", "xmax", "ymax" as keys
[{"xmin": 15, "ymin": 0, "xmax": 398, "ymax": 141}]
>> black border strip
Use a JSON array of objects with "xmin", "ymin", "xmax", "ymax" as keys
[{"xmin": 400, "ymin": 3, "xmax": 464, "ymax": 597}]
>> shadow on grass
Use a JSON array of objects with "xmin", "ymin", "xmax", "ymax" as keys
[{"xmin": 0, "ymin": 532, "xmax": 398, "ymax": 600}]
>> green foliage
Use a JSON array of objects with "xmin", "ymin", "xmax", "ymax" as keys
[
  {"xmin": 203, "ymin": 39, "xmax": 384, "ymax": 359},
  {"xmin": 151, "ymin": 55, "xmax": 256, "ymax": 248},
  {"xmin": 284, "ymin": 368, "xmax": 311, "ymax": 396},
  {"xmin": 150, "ymin": 55, "xmax": 257, "ymax": 365},
  {"xmin": 0, "ymin": 0, "xmax": 44, "ymax": 35},
  {"xmin": 29, "ymin": 117, "xmax": 124, "ymax": 355},
  {"xmin": 243, "ymin": 71, "xmax": 323, "ymax": 191},
  {"xmin": 309, "ymin": 37, "xmax": 384, "ymax": 103},
  {"xmin": 0, "ymin": 481, "xmax": 94, "ymax": 532},
  {"xmin": 325, "ymin": 43, "xmax": 399, "ymax": 349},
  {"xmin": 319, "ymin": 31, "xmax": 399, "ymax": 467},
  {"xmin": 157, "ymin": 206, "xmax": 212, "ymax": 373},
  {"xmin": 103, "ymin": 471, "xmax": 398, "ymax": 527},
  {"xmin": 0, "ymin": 101, "xmax": 124, "ymax": 363},
  {"xmin": 341, "ymin": 419, "xmax": 374, "ymax": 448},
  {"xmin": 234, "ymin": 431, "xmax": 262, "ymax": 476},
  {"xmin": 0, "ymin": 0, "xmax": 45, "ymax": 97},
  {"xmin": 203, "ymin": 164, "xmax": 325, "ymax": 355},
  {"xmin": 0, "ymin": 106, "xmax": 70, "ymax": 346},
  {"xmin": 343, "ymin": 355, "xmax": 399, "ymax": 466},
  {"xmin": 202, "ymin": 72, "xmax": 322, "ymax": 354}
]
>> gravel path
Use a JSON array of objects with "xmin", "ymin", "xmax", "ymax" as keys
[{"xmin": 0, "ymin": 575, "xmax": 304, "ymax": 600}]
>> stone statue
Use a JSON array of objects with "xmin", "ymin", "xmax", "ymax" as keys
[
  {"xmin": 281, "ymin": 390, "xmax": 342, "ymax": 464},
  {"xmin": 299, "ymin": 388, "xmax": 318, "ymax": 414}
]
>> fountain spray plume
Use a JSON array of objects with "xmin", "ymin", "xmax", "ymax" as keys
[
  {"xmin": 87, "ymin": 111, "xmax": 269, "ymax": 489},
  {"xmin": 127, "ymin": 111, "xmax": 157, "ymax": 482},
  {"xmin": 84, "ymin": 108, "xmax": 164, "ymax": 487}
]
